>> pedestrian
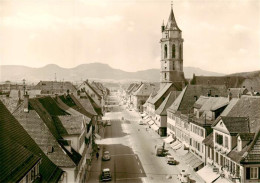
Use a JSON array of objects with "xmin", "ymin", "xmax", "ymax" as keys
[{"xmin": 96, "ymin": 152, "xmax": 99, "ymax": 160}]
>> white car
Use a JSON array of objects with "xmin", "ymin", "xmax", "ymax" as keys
[
  {"xmin": 102, "ymin": 151, "xmax": 111, "ymax": 161},
  {"xmin": 106, "ymin": 120, "xmax": 111, "ymax": 126}
]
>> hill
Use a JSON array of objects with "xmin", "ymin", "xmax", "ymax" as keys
[{"xmin": 0, "ymin": 63, "xmax": 224, "ymax": 82}]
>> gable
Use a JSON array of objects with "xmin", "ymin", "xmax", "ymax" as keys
[{"xmin": 214, "ymin": 119, "xmax": 230, "ymax": 134}]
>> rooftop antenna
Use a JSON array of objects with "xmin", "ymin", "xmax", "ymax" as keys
[
  {"xmin": 171, "ymin": 1, "xmax": 173, "ymax": 8},
  {"xmin": 22, "ymin": 79, "xmax": 26, "ymax": 94}
]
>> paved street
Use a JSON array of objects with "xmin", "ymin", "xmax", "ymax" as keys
[{"xmin": 88, "ymin": 92, "xmax": 204, "ymax": 183}]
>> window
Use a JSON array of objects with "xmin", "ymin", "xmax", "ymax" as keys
[
  {"xmin": 215, "ymin": 133, "xmax": 223, "ymax": 145},
  {"xmin": 179, "ymin": 44, "xmax": 182, "ymax": 59},
  {"xmin": 250, "ymin": 167, "xmax": 258, "ymax": 179},
  {"xmin": 172, "ymin": 44, "xmax": 175, "ymax": 58},
  {"xmin": 225, "ymin": 136, "xmax": 229, "ymax": 148},
  {"xmin": 164, "ymin": 73, "xmax": 167, "ymax": 80},
  {"xmin": 164, "ymin": 45, "xmax": 167, "ymax": 59}
]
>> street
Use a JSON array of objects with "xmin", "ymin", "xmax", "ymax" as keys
[{"xmin": 88, "ymin": 92, "xmax": 202, "ymax": 183}]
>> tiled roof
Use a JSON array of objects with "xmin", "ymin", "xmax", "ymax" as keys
[
  {"xmin": 34, "ymin": 81, "xmax": 77, "ymax": 94},
  {"xmin": 58, "ymin": 94, "xmax": 93, "ymax": 120},
  {"xmin": 82, "ymin": 81, "xmax": 101, "ymax": 99},
  {"xmin": 192, "ymin": 75, "xmax": 260, "ymax": 92},
  {"xmin": 0, "ymin": 135, "xmax": 40, "ymax": 182},
  {"xmin": 13, "ymin": 105, "xmax": 76, "ymax": 167},
  {"xmin": 90, "ymin": 82, "xmax": 103, "ymax": 96},
  {"xmin": 193, "ymin": 96, "xmax": 209, "ymax": 109},
  {"xmin": 75, "ymin": 95, "xmax": 98, "ymax": 116},
  {"xmin": 228, "ymin": 131, "xmax": 260, "ymax": 164},
  {"xmin": 224, "ymin": 96, "xmax": 260, "ymax": 133},
  {"xmin": 84, "ymin": 91, "xmax": 102, "ymax": 115},
  {"xmin": 0, "ymin": 100, "xmax": 63, "ymax": 182},
  {"xmin": 133, "ymin": 83, "xmax": 158, "ymax": 96},
  {"xmin": 242, "ymin": 130, "xmax": 260, "ymax": 163},
  {"xmin": 149, "ymin": 83, "xmax": 172, "ymax": 104},
  {"xmin": 167, "ymin": 85, "xmax": 228, "ymax": 114},
  {"xmin": 239, "ymin": 133, "xmax": 255, "ymax": 141},
  {"xmin": 218, "ymin": 116, "xmax": 250, "ymax": 134},
  {"xmin": 202, "ymin": 133, "xmax": 214, "ymax": 148},
  {"xmin": 127, "ymin": 83, "xmax": 135, "ymax": 92},
  {"xmin": 199, "ymin": 97, "xmax": 229, "ymax": 111},
  {"xmin": 0, "ymin": 96, "xmax": 20, "ymax": 113},
  {"xmin": 220, "ymin": 98, "xmax": 240, "ymax": 116},
  {"xmin": 155, "ymin": 91, "xmax": 179, "ymax": 116},
  {"xmin": 58, "ymin": 115, "xmax": 83, "ymax": 135}
]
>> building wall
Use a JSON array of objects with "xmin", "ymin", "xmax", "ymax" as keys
[{"xmin": 189, "ymin": 123, "xmax": 206, "ymax": 160}]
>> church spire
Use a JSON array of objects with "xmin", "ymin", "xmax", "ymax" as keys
[{"xmin": 167, "ymin": 3, "xmax": 181, "ymax": 31}]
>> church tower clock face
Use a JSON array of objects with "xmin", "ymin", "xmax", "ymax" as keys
[{"xmin": 159, "ymin": 5, "xmax": 185, "ymax": 89}]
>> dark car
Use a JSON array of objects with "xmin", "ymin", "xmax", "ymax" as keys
[{"xmin": 101, "ymin": 168, "xmax": 112, "ymax": 181}]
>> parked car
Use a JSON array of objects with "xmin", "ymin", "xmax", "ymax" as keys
[
  {"xmin": 156, "ymin": 146, "xmax": 168, "ymax": 157},
  {"xmin": 106, "ymin": 120, "xmax": 111, "ymax": 126},
  {"xmin": 178, "ymin": 170, "xmax": 190, "ymax": 183},
  {"xmin": 166, "ymin": 155, "xmax": 177, "ymax": 165},
  {"xmin": 102, "ymin": 151, "xmax": 111, "ymax": 161},
  {"xmin": 100, "ymin": 168, "xmax": 112, "ymax": 181}
]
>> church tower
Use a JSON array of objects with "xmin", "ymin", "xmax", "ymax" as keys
[{"xmin": 160, "ymin": 5, "xmax": 185, "ymax": 89}]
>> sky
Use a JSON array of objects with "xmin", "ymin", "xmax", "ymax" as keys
[{"xmin": 0, "ymin": 0, "xmax": 259, "ymax": 74}]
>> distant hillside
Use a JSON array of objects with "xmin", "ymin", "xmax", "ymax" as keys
[{"xmin": 0, "ymin": 63, "xmax": 224, "ymax": 82}]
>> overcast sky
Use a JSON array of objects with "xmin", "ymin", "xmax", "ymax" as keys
[{"xmin": 0, "ymin": 0, "xmax": 259, "ymax": 74}]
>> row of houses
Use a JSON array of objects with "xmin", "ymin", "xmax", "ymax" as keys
[
  {"xmin": 0, "ymin": 80, "xmax": 109, "ymax": 183},
  {"xmin": 124, "ymin": 82, "xmax": 260, "ymax": 183}
]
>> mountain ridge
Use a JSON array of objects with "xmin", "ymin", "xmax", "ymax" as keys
[{"xmin": 0, "ymin": 63, "xmax": 225, "ymax": 82}]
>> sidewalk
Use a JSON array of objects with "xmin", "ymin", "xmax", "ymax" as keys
[{"xmin": 86, "ymin": 127, "xmax": 105, "ymax": 183}]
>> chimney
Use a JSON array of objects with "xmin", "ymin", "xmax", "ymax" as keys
[
  {"xmin": 208, "ymin": 90, "xmax": 211, "ymax": 97},
  {"xmin": 18, "ymin": 90, "xmax": 21, "ymax": 101},
  {"xmin": 24, "ymin": 92, "xmax": 29, "ymax": 113},
  {"xmin": 228, "ymin": 91, "xmax": 232, "ymax": 101}
]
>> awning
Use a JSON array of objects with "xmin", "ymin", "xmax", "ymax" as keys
[
  {"xmin": 197, "ymin": 165, "xmax": 220, "ymax": 183},
  {"xmin": 183, "ymin": 152, "xmax": 194, "ymax": 162},
  {"xmin": 95, "ymin": 133, "xmax": 101, "ymax": 140},
  {"xmin": 190, "ymin": 158, "xmax": 203, "ymax": 169},
  {"xmin": 170, "ymin": 141, "xmax": 181, "ymax": 149},
  {"xmin": 185, "ymin": 153, "xmax": 203, "ymax": 170},
  {"xmin": 171, "ymin": 140, "xmax": 180, "ymax": 148},
  {"xmin": 172, "ymin": 143, "xmax": 182, "ymax": 150},
  {"xmin": 151, "ymin": 124, "xmax": 159, "ymax": 131},
  {"xmin": 164, "ymin": 136, "xmax": 174, "ymax": 144},
  {"xmin": 213, "ymin": 177, "xmax": 231, "ymax": 183}
]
